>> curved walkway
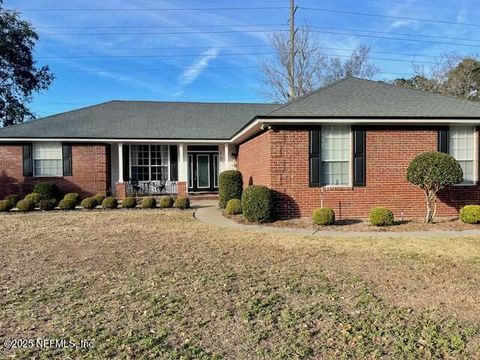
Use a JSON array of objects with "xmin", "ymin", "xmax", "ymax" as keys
[{"xmin": 192, "ymin": 200, "xmax": 480, "ymax": 238}]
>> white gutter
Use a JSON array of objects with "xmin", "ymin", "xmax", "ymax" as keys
[{"xmin": 0, "ymin": 138, "xmax": 230, "ymax": 144}]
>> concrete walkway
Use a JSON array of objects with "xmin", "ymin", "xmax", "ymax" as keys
[{"xmin": 192, "ymin": 200, "xmax": 480, "ymax": 238}]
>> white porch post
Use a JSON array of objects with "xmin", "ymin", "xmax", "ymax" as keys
[
  {"xmin": 224, "ymin": 144, "xmax": 229, "ymax": 171},
  {"xmin": 118, "ymin": 143, "xmax": 124, "ymax": 183},
  {"xmin": 178, "ymin": 144, "xmax": 186, "ymax": 180}
]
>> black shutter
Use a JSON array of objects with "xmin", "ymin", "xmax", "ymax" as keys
[
  {"xmin": 22, "ymin": 144, "xmax": 33, "ymax": 176},
  {"xmin": 169, "ymin": 145, "xmax": 178, "ymax": 181},
  {"xmin": 62, "ymin": 144, "xmax": 72, "ymax": 176},
  {"xmin": 353, "ymin": 128, "xmax": 366, "ymax": 187},
  {"xmin": 123, "ymin": 145, "xmax": 130, "ymax": 181},
  {"xmin": 309, "ymin": 129, "xmax": 321, "ymax": 187},
  {"xmin": 438, "ymin": 127, "xmax": 449, "ymax": 153}
]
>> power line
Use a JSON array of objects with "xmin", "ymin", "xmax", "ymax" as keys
[
  {"xmin": 38, "ymin": 29, "xmax": 288, "ymax": 36},
  {"xmin": 16, "ymin": 6, "xmax": 288, "ymax": 12},
  {"xmin": 35, "ymin": 23, "xmax": 286, "ymax": 29}
]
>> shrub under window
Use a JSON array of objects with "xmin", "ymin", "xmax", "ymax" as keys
[
  {"xmin": 24, "ymin": 193, "xmax": 43, "ymax": 207},
  {"xmin": 369, "ymin": 207, "xmax": 394, "ymax": 226},
  {"xmin": 17, "ymin": 199, "xmax": 35, "ymax": 212},
  {"xmin": 241, "ymin": 185, "xmax": 272, "ymax": 223},
  {"xmin": 0, "ymin": 200, "xmax": 13, "ymax": 212},
  {"xmin": 174, "ymin": 197, "xmax": 190, "ymax": 210},
  {"xmin": 81, "ymin": 197, "xmax": 97, "ymax": 210},
  {"xmin": 459, "ymin": 205, "xmax": 480, "ymax": 224},
  {"xmin": 64, "ymin": 193, "xmax": 81, "ymax": 204},
  {"xmin": 39, "ymin": 198, "xmax": 56, "ymax": 211},
  {"xmin": 59, "ymin": 199, "xmax": 76, "ymax": 210},
  {"xmin": 312, "ymin": 208, "xmax": 335, "ymax": 225},
  {"xmin": 122, "ymin": 197, "xmax": 137, "ymax": 209},
  {"xmin": 102, "ymin": 197, "xmax": 118, "ymax": 209},
  {"xmin": 159, "ymin": 196, "xmax": 174, "ymax": 208},
  {"xmin": 33, "ymin": 182, "xmax": 59, "ymax": 199}
]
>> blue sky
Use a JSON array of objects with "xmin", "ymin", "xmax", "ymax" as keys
[{"xmin": 4, "ymin": 0, "xmax": 480, "ymax": 117}]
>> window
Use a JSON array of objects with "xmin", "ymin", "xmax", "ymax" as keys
[
  {"xmin": 130, "ymin": 145, "xmax": 169, "ymax": 181},
  {"xmin": 450, "ymin": 126, "xmax": 475, "ymax": 185},
  {"xmin": 33, "ymin": 143, "xmax": 63, "ymax": 176},
  {"xmin": 321, "ymin": 126, "xmax": 350, "ymax": 186}
]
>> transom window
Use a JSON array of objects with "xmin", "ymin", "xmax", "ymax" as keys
[
  {"xmin": 321, "ymin": 126, "xmax": 350, "ymax": 186},
  {"xmin": 450, "ymin": 126, "xmax": 475, "ymax": 185},
  {"xmin": 33, "ymin": 143, "xmax": 63, "ymax": 176},
  {"xmin": 130, "ymin": 145, "xmax": 169, "ymax": 182}
]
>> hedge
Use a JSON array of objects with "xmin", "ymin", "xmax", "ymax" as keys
[
  {"xmin": 459, "ymin": 205, "xmax": 480, "ymax": 224},
  {"xmin": 59, "ymin": 199, "xmax": 76, "ymax": 210},
  {"xmin": 17, "ymin": 199, "xmax": 35, "ymax": 212},
  {"xmin": 33, "ymin": 182, "xmax": 59, "ymax": 199},
  {"xmin": 81, "ymin": 197, "xmax": 97, "ymax": 210},
  {"xmin": 141, "ymin": 197, "xmax": 157, "ymax": 209},
  {"xmin": 312, "ymin": 208, "xmax": 335, "ymax": 226},
  {"xmin": 159, "ymin": 196, "xmax": 174, "ymax": 208},
  {"xmin": 93, "ymin": 194, "xmax": 106, "ymax": 206},
  {"xmin": 122, "ymin": 197, "xmax": 137, "ymax": 209},
  {"xmin": 4, "ymin": 194, "xmax": 21, "ymax": 207},
  {"xmin": 174, "ymin": 197, "xmax": 190, "ymax": 210},
  {"xmin": 369, "ymin": 207, "xmax": 394, "ymax": 226},
  {"xmin": 241, "ymin": 185, "xmax": 272, "ymax": 223},
  {"xmin": 24, "ymin": 193, "xmax": 43, "ymax": 207},
  {"xmin": 225, "ymin": 198, "xmax": 242, "ymax": 215},
  {"xmin": 219, "ymin": 170, "xmax": 243, "ymax": 209},
  {"xmin": 39, "ymin": 198, "xmax": 56, "ymax": 211},
  {"xmin": 0, "ymin": 200, "xmax": 13, "ymax": 212},
  {"xmin": 102, "ymin": 197, "xmax": 118, "ymax": 209},
  {"xmin": 64, "ymin": 193, "xmax": 81, "ymax": 204}
]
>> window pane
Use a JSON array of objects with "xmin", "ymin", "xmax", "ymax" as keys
[
  {"xmin": 131, "ymin": 145, "xmax": 149, "ymax": 166},
  {"xmin": 34, "ymin": 159, "xmax": 63, "ymax": 176},
  {"xmin": 33, "ymin": 143, "xmax": 63, "ymax": 176},
  {"xmin": 450, "ymin": 126, "xmax": 475, "ymax": 184},
  {"xmin": 151, "ymin": 166, "xmax": 168, "ymax": 181},
  {"xmin": 131, "ymin": 166, "xmax": 149, "ymax": 181},
  {"xmin": 321, "ymin": 126, "xmax": 350, "ymax": 185}
]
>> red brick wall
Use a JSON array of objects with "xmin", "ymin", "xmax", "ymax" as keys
[
  {"xmin": 0, "ymin": 144, "xmax": 110, "ymax": 199},
  {"xmin": 238, "ymin": 127, "xmax": 480, "ymax": 219},
  {"xmin": 236, "ymin": 131, "xmax": 272, "ymax": 188}
]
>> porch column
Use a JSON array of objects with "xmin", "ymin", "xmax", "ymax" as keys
[
  {"xmin": 115, "ymin": 143, "xmax": 127, "ymax": 199},
  {"xmin": 177, "ymin": 144, "xmax": 187, "ymax": 196},
  {"xmin": 223, "ymin": 143, "xmax": 231, "ymax": 171}
]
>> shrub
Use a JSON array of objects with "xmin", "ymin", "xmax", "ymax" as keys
[
  {"xmin": 174, "ymin": 197, "xmax": 190, "ymax": 210},
  {"xmin": 81, "ymin": 197, "xmax": 97, "ymax": 210},
  {"xmin": 4, "ymin": 194, "xmax": 21, "ymax": 207},
  {"xmin": 24, "ymin": 193, "xmax": 43, "ymax": 206},
  {"xmin": 59, "ymin": 199, "xmax": 76, "ymax": 210},
  {"xmin": 141, "ymin": 197, "xmax": 157, "ymax": 209},
  {"xmin": 64, "ymin": 193, "xmax": 81, "ymax": 204},
  {"xmin": 312, "ymin": 208, "xmax": 335, "ymax": 226},
  {"xmin": 241, "ymin": 185, "xmax": 272, "ymax": 223},
  {"xmin": 33, "ymin": 182, "xmax": 59, "ymax": 199},
  {"xmin": 93, "ymin": 194, "xmax": 106, "ymax": 206},
  {"xmin": 17, "ymin": 199, "xmax": 35, "ymax": 212},
  {"xmin": 122, "ymin": 197, "xmax": 137, "ymax": 209},
  {"xmin": 407, "ymin": 152, "xmax": 463, "ymax": 223},
  {"xmin": 39, "ymin": 198, "xmax": 56, "ymax": 211},
  {"xmin": 219, "ymin": 170, "xmax": 243, "ymax": 209},
  {"xmin": 159, "ymin": 196, "xmax": 174, "ymax": 208},
  {"xmin": 226, "ymin": 198, "xmax": 242, "ymax": 215},
  {"xmin": 102, "ymin": 197, "xmax": 118, "ymax": 209},
  {"xmin": 369, "ymin": 207, "xmax": 394, "ymax": 226},
  {"xmin": 0, "ymin": 200, "xmax": 13, "ymax": 212},
  {"xmin": 459, "ymin": 205, "xmax": 480, "ymax": 224}
]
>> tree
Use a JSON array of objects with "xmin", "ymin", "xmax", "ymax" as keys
[
  {"xmin": 0, "ymin": 1, "xmax": 54, "ymax": 127},
  {"xmin": 406, "ymin": 152, "xmax": 463, "ymax": 223},
  {"xmin": 260, "ymin": 26, "xmax": 379, "ymax": 102}
]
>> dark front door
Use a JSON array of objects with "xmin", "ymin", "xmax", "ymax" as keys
[{"xmin": 188, "ymin": 153, "xmax": 219, "ymax": 192}]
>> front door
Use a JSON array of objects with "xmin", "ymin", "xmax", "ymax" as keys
[{"xmin": 188, "ymin": 153, "xmax": 219, "ymax": 192}]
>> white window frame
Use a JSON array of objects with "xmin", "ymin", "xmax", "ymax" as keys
[
  {"xmin": 320, "ymin": 125, "xmax": 352, "ymax": 187},
  {"xmin": 33, "ymin": 142, "xmax": 63, "ymax": 177},
  {"xmin": 449, "ymin": 126, "xmax": 477, "ymax": 186},
  {"xmin": 129, "ymin": 144, "xmax": 170, "ymax": 182}
]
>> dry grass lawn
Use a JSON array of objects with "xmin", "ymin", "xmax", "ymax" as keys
[{"xmin": 0, "ymin": 210, "xmax": 479, "ymax": 359}]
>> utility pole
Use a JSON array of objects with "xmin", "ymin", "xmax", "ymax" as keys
[{"xmin": 288, "ymin": 0, "xmax": 298, "ymax": 100}]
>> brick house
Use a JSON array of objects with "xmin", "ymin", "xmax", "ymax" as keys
[{"xmin": 1, "ymin": 77, "xmax": 480, "ymax": 219}]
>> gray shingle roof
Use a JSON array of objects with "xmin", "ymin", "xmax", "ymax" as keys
[
  {"xmin": 0, "ymin": 101, "xmax": 279, "ymax": 140},
  {"xmin": 265, "ymin": 77, "xmax": 480, "ymax": 118}
]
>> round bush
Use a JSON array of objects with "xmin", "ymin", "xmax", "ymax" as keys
[
  {"xmin": 241, "ymin": 185, "xmax": 272, "ymax": 223},
  {"xmin": 174, "ymin": 197, "xmax": 190, "ymax": 210},
  {"xmin": 0, "ymin": 200, "xmax": 13, "ymax": 212},
  {"xmin": 102, "ymin": 197, "xmax": 118, "ymax": 209},
  {"xmin": 159, "ymin": 196, "xmax": 174, "ymax": 208},
  {"xmin": 219, "ymin": 170, "xmax": 243, "ymax": 209},
  {"xmin": 122, "ymin": 197, "xmax": 137, "ymax": 209},
  {"xmin": 459, "ymin": 205, "xmax": 480, "ymax": 224},
  {"xmin": 81, "ymin": 197, "xmax": 97, "ymax": 210},
  {"xmin": 17, "ymin": 199, "xmax": 35, "ymax": 212},
  {"xmin": 93, "ymin": 194, "xmax": 106, "ymax": 206},
  {"xmin": 141, "ymin": 197, "xmax": 157, "ymax": 209},
  {"xmin": 59, "ymin": 199, "xmax": 76, "ymax": 210},
  {"xmin": 312, "ymin": 208, "xmax": 335, "ymax": 226},
  {"xmin": 4, "ymin": 194, "xmax": 21, "ymax": 207},
  {"xmin": 33, "ymin": 182, "xmax": 59, "ymax": 199},
  {"xmin": 64, "ymin": 193, "xmax": 81, "ymax": 204},
  {"xmin": 369, "ymin": 207, "xmax": 394, "ymax": 226},
  {"xmin": 24, "ymin": 193, "xmax": 43, "ymax": 207},
  {"xmin": 39, "ymin": 198, "xmax": 56, "ymax": 211},
  {"xmin": 226, "ymin": 198, "xmax": 242, "ymax": 215}
]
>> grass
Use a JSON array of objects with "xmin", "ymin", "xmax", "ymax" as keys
[{"xmin": 0, "ymin": 210, "xmax": 479, "ymax": 359}]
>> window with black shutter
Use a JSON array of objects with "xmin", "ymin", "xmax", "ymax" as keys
[
  {"xmin": 353, "ymin": 128, "xmax": 366, "ymax": 187},
  {"xmin": 309, "ymin": 129, "xmax": 321, "ymax": 187}
]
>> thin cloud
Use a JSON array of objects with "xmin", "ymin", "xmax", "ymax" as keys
[{"xmin": 178, "ymin": 48, "xmax": 219, "ymax": 86}]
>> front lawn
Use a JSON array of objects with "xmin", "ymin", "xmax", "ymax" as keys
[{"xmin": 1, "ymin": 211, "xmax": 479, "ymax": 358}]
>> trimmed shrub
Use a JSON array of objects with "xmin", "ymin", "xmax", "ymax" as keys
[
  {"xmin": 369, "ymin": 207, "xmax": 394, "ymax": 226},
  {"xmin": 459, "ymin": 205, "xmax": 480, "ymax": 224},
  {"xmin": 24, "ymin": 193, "xmax": 43, "ymax": 207},
  {"xmin": 59, "ymin": 199, "xmax": 76, "ymax": 210},
  {"xmin": 93, "ymin": 194, "xmax": 106, "ymax": 206},
  {"xmin": 141, "ymin": 197, "xmax": 157, "ymax": 209},
  {"xmin": 39, "ymin": 198, "xmax": 56, "ymax": 211},
  {"xmin": 81, "ymin": 197, "xmax": 97, "ymax": 210},
  {"xmin": 159, "ymin": 196, "xmax": 174, "ymax": 208},
  {"xmin": 33, "ymin": 182, "xmax": 59, "ymax": 199},
  {"xmin": 219, "ymin": 170, "xmax": 243, "ymax": 209},
  {"xmin": 174, "ymin": 197, "xmax": 190, "ymax": 210},
  {"xmin": 312, "ymin": 208, "xmax": 335, "ymax": 226},
  {"xmin": 241, "ymin": 185, "xmax": 272, "ymax": 223},
  {"xmin": 122, "ymin": 197, "xmax": 137, "ymax": 209},
  {"xmin": 64, "ymin": 193, "xmax": 81, "ymax": 204},
  {"xmin": 102, "ymin": 197, "xmax": 118, "ymax": 209},
  {"xmin": 17, "ymin": 199, "xmax": 35, "ymax": 212},
  {"xmin": 226, "ymin": 198, "xmax": 242, "ymax": 215},
  {"xmin": 0, "ymin": 200, "xmax": 13, "ymax": 212},
  {"xmin": 4, "ymin": 194, "xmax": 21, "ymax": 207}
]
